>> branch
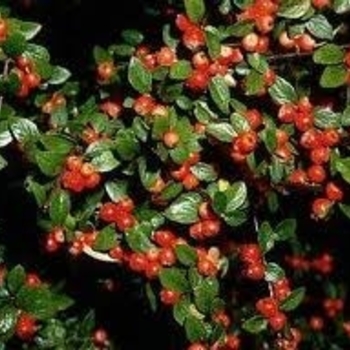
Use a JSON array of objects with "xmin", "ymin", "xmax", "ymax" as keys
[{"xmin": 82, "ymin": 246, "xmax": 120, "ymax": 264}]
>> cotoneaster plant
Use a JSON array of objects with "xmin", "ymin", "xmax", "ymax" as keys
[{"xmin": 1, "ymin": 0, "xmax": 350, "ymax": 349}]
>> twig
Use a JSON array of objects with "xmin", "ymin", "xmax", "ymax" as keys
[{"xmin": 83, "ymin": 245, "xmax": 120, "ymax": 264}]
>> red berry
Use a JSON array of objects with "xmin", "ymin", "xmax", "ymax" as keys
[
  {"xmin": 269, "ymin": 312, "xmax": 287, "ymax": 331},
  {"xmin": 156, "ymin": 47, "xmax": 176, "ymax": 66},
  {"xmin": 240, "ymin": 244, "xmax": 261, "ymax": 263},
  {"xmin": 309, "ymin": 316, "xmax": 324, "ymax": 331},
  {"xmin": 192, "ymin": 51, "xmax": 210, "ymax": 70},
  {"xmin": 160, "ymin": 289, "xmax": 181, "ymax": 305},
  {"xmin": 182, "ymin": 173, "xmax": 200, "ymax": 190},
  {"xmin": 321, "ymin": 129, "xmax": 340, "ymax": 147},
  {"xmin": 133, "ymin": 94, "xmax": 156, "ymax": 116},
  {"xmin": 0, "ymin": 19, "xmax": 8, "ymax": 41},
  {"xmin": 312, "ymin": 0, "xmax": 330, "ymax": 9},
  {"xmin": 45, "ymin": 234, "xmax": 60, "ymax": 253},
  {"xmin": 24, "ymin": 72, "xmax": 41, "ymax": 89},
  {"xmin": 233, "ymin": 131, "xmax": 258, "ymax": 154},
  {"xmin": 294, "ymin": 33, "xmax": 316, "ymax": 52},
  {"xmin": 163, "ymin": 130, "xmax": 180, "ymax": 148},
  {"xmin": 325, "ymin": 182, "xmax": 344, "ymax": 202},
  {"xmin": 187, "ymin": 343, "xmax": 207, "ymax": 350},
  {"xmin": 99, "ymin": 202, "xmax": 119, "ymax": 223},
  {"xmin": 97, "ymin": 61, "xmax": 115, "ymax": 81},
  {"xmin": 256, "ymin": 297, "xmax": 279, "ymax": 318},
  {"xmin": 244, "ymin": 109, "xmax": 263, "ymax": 130},
  {"xmin": 242, "ymin": 32, "xmax": 259, "ymax": 52},
  {"xmin": 25, "ymin": 273, "xmax": 41, "ymax": 287},
  {"xmin": 307, "ymin": 164, "xmax": 326, "ymax": 183},
  {"xmin": 312, "ymin": 197, "xmax": 332, "ymax": 219},
  {"xmin": 278, "ymin": 104, "xmax": 295, "ymax": 123},
  {"xmin": 244, "ymin": 263, "xmax": 265, "ymax": 280},
  {"xmin": 182, "ymin": 27, "xmax": 205, "ymax": 51},
  {"xmin": 300, "ymin": 129, "xmax": 321, "ymax": 149},
  {"xmin": 186, "ymin": 69, "xmax": 210, "ymax": 91},
  {"xmin": 15, "ymin": 313, "xmax": 37, "ymax": 341},
  {"xmin": 159, "ymin": 247, "xmax": 176, "ymax": 266},
  {"xmin": 310, "ymin": 147, "xmax": 330, "ymax": 165},
  {"xmin": 153, "ymin": 230, "xmax": 176, "ymax": 248},
  {"xmin": 93, "ymin": 328, "xmax": 109, "ymax": 346},
  {"xmin": 175, "ymin": 14, "xmax": 192, "ymax": 32},
  {"xmin": 145, "ymin": 260, "xmax": 161, "ymax": 279},
  {"xmin": 129, "ymin": 253, "xmax": 148, "ymax": 272},
  {"xmin": 66, "ymin": 156, "xmax": 83, "ymax": 172},
  {"xmin": 197, "ymin": 257, "xmax": 217, "ymax": 276}
]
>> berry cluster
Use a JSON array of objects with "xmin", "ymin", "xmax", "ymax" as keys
[{"xmin": 61, "ymin": 156, "xmax": 101, "ymax": 193}]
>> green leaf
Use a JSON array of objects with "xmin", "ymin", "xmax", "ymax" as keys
[
  {"xmin": 6, "ymin": 265, "xmax": 26, "ymax": 294},
  {"xmin": 268, "ymin": 76, "xmax": 298, "ymax": 104},
  {"xmin": 336, "ymin": 158, "xmax": 350, "ymax": 183},
  {"xmin": 12, "ymin": 19, "xmax": 42, "ymax": 40},
  {"xmin": 206, "ymin": 123, "xmax": 235, "ymax": 142},
  {"xmin": 49, "ymin": 189, "xmax": 70, "ymax": 225},
  {"xmin": 10, "ymin": 118, "xmax": 38, "ymax": 143},
  {"xmin": 159, "ymin": 268, "xmax": 190, "ymax": 292},
  {"xmin": 93, "ymin": 46, "xmax": 112, "ymax": 64},
  {"xmin": 224, "ymin": 21, "xmax": 255, "ymax": 38},
  {"xmin": 160, "ymin": 182, "xmax": 183, "ymax": 201},
  {"xmin": 91, "ymin": 150, "xmax": 120, "ymax": 172},
  {"xmin": 128, "ymin": 57, "xmax": 152, "ymax": 93},
  {"xmin": 244, "ymin": 70, "xmax": 265, "ymax": 96},
  {"xmin": 125, "ymin": 222, "xmax": 154, "ymax": 253},
  {"xmin": 258, "ymin": 221, "xmax": 275, "ymax": 254},
  {"xmin": 314, "ymin": 108, "xmax": 341, "ymax": 129},
  {"xmin": 48, "ymin": 66, "xmax": 71, "ymax": 85},
  {"xmin": 242, "ymin": 316, "xmax": 268, "ymax": 334},
  {"xmin": 265, "ymin": 263, "xmax": 285, "ymax": 283},
  {"xmin": 339, "ymin": 203, "xmax": 350, "ymax": 219},
  {"xmin": 164, "ymin": 193, "xmax": 201, "ymax": 224},
  {"xmin": 313, "ymin": 44, "xmax": 344, "ymax": 65},
  {"xmin": 278, "ymin": 0, "xmax": 311, "ymax": 19},
  {"xmin": 194, "ymin": 278, "xmax": 219, "ymax": 314},
  {"xmin": 0, "ymin": 156, "xmax": 7, "ymax": 172},
  {"xmin": 225, "ymin": 181, "xmax": 247, "ymax": 213},
  {"xmin": 93, "ymin": 226, "xmax": 117, "ymax": 252},
  {"xmin": 320, "ymin": 65, "xmax": 347, "ymax": 88},
  {"xmin": 209, "ymin": 76, "xmax": 230, "ymax": 115},
  {"xmin": 185, "ymin": 315, "xmax": 208, "ymax": 343},
  {"xmin": 333, "ymin": 0, "xmax": 350, "ymax": 14},
  {"xmin": 184, "ymin": 0, "xmax": 206, "ymax": 23},
  {"xmin": 105, "ymin": 180, "xmax": 128, "ymax": 202},
  {"xmin": 0, "ymin": 306, "xmax": 17, "ymax": 341},
  {"xmin": 170, "ymin": 60, "xmax": 192, "ymax": 80},
  {"xmin": 230, "ymin": 112, "xmax": 250, "ymax": 133},
  {"xmin": 280, "ymin": 287, "xmax": 306, "ymax": 311},
  {"xmin": 175, "ymin": 244, "xmax": 197, "ymax": 266},
  {"xmin": 16, "ymin": 286, "xmax": 73, "ymax": 320},
  {"xmin": 145, "ymin": 283, "xmax": 158, "ymax": 312},
  {"xmin": 341, "ymin": 105, "xmax": 350, "ymax": 127},
  {"xmin": 2, "ymin": 33, "xmax": 27, "ymax": 57},
  {"xmin": 205, "ymin": 26, "xmax": 221, "ymax": 59},
  {"xmin": 121, "ymin": 29, "xmax": 144, "ymax": 46},
  {"xmin": 275, "ymin": 218, "xmax": 296, "ymax": 241},
  {"xmin": 40, "ymin": 135, "xmax": 74, "ymax": 154},
  {"xmin": 173, "ymin": 298, "xmax": 191, "ymax": 325},
  {"xmin": 190, "ymin": 162, "xmax": 217, "ymax": 182},
  {"xmin": 247, "ymin": 53, "xmax": 269, "ymax": 74},
  {"xmin": 35, "ymin": 151, "xmax": 66, "ymax": 177},
  {"xmin": 306, "ymin": 15, "xmax": 333, "ymax": 40},
  {"xmin": 26, "ymin": 43, "xmax": 50, "ymax": 62},
  {"xmin": 115, "ymin": 129, "xmax": 140, "ymax": 161}
]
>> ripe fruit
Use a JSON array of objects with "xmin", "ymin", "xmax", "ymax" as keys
[
  {"xmin": 325, "ymin": 182, "xmax": 344, "ymax": 202},
  {"xmin": 242, "ymin": 33, "xmax": 259, "ymax": 52},
  {"xmin": 93, "ymin": 328, "xmax": 109, "ymax": 346},
  {"xmin": 15, "ymin": 313, "xmax": 37, "ymax": 341},
  {"xmin": 312, "ymin": 197, "xmax": 332, "ymax": 219},
  {"xmin": 163, "ymin": 130, "xmax": 180, "ymax": 148},
  {"xmin": 269, "ymin": 312, "xmax": 287, "ymax": 331},
  {"xmin": 97, "ymin": 61, "xmax": 115, "ymax": 81},
  {"xmin": 256, "ymin": 297, "xmax": 278, "ymax": 318},
  {"xmin": 187, "ymin": 343, "xmax": 207, "ymax": 350},
  {"xmin": 25, "ymin": 273, "xmax": 41, "ymax": 287},
  {"xmin": 0, "ymin": 19, "xmax": 8, "ymax": 41},
  {"xmin": 157, "ymin": 47, "xmax": 176, "ymax": 66},
  {"xmin": 160, "ymin": 289, "xmax": 181, "ymax": 305},
  {"xmin": 307, "ymin": 165, "xmax": 326, "ymax": 183},
  {"xmin": 294, "ymin": 33, "xmax": 316, "ymax": 52},
  {"xmin": 186, "ymin": 69, "xmax": 210, "ymax": 91},
  {"xmin": 182, "ymin": 27, "xmax": 205, "ymax": 51}
]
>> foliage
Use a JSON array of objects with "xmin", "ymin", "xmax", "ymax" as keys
[{"xmin": 0, "ymin": 0, "xmax": 350, "ymax": 349}]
